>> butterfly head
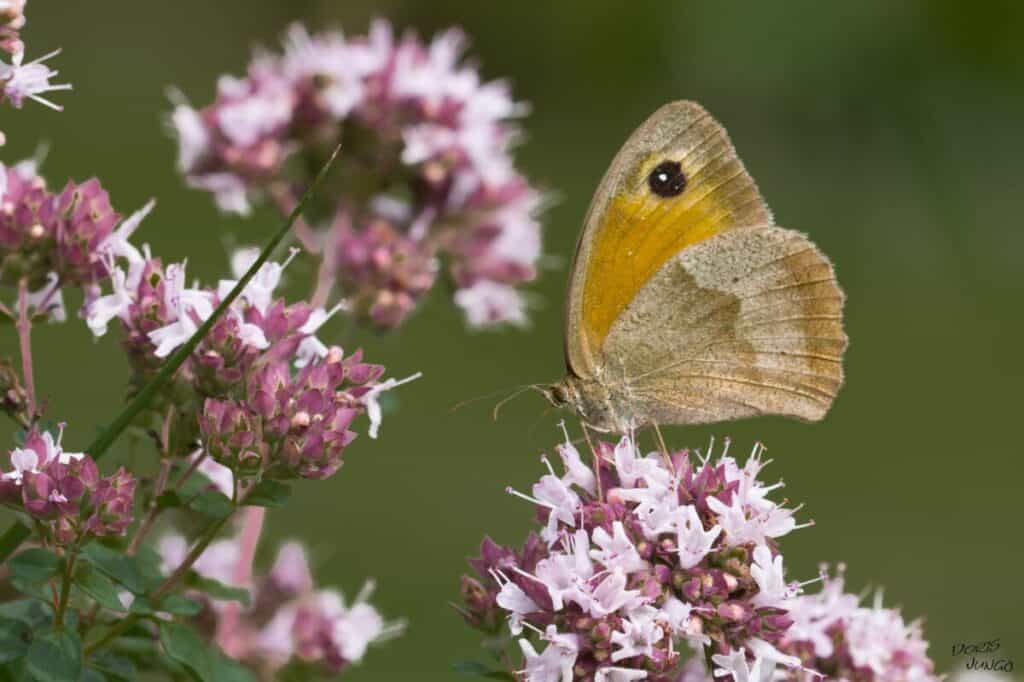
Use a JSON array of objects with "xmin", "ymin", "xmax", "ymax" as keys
[{"xmin": 544, "ymin": 375, "xmax": 622, "ymax": 433}]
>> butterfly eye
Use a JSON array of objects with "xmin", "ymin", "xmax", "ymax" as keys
[{"xmin": 647, "ymin": 160, "xmax": 686, "ymax": 197}]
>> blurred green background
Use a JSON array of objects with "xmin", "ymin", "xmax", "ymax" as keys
[{"xmin": 3, "ymin": 0, "xmax": 1023, "ymax": 678}]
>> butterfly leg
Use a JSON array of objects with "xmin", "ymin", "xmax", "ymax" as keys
[
  {"xmin": 652, "ymin": 421, "xmax": 675, "ymax": 472},
  {"xmin": 579, "ymin": 421, "xmax": 604, "ymax": 502}
]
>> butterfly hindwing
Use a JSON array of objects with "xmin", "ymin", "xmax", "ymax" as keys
[{"xmin": 599, "ymin": 225, "xmax": 847, "ymax": 425}]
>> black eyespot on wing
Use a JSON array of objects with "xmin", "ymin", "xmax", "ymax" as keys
[{"xmin": 647, "ymin": 160, "xmax": 686, "ymax": 197}]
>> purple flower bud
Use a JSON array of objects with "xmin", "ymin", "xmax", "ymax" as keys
[
  {"xmin": 52, "ymin": 178, "xmax": 120, "ymax": 284},
  {"xmin": 0, "ymin": 358, "xmax": 29, "ymax": 423},
  {"xmin": 0, "ymin": 1, "xmax": 26, "ymax": 57},
  {"xmin": 199, "ymin": 398, "xmax": 264, "ymax": 473},
  {"xmin": 20, "ymin": 470, "xmax": 58, "ymax": 519},
  {"xmin": 459, "ymin": 575, "xmax": 501, "ymax": 632},
  {"xmin": 0, "ymin": 161, "xmax": 56, "ymax": 282},
  {"xmin": 84, "ymin": 466, "xmax": 136, "ymax": 537},
  {"xmin": 333, "ymin": 220, "xmax": 437, "ymax": 330}
]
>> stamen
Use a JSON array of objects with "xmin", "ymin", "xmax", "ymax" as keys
[
  {"xmin": 28, "ymin": 48, "xmax": 63, "ymax": 65},
  {"xmin": 281, "ymin": 246, "xmax": 302, "ymax": 269},
  {"xmin": 505, "ymin": 486, "xmax": 554, "ymax": 510},
  {"xmin": 510, "ymin": 566, "xmax": 545, "ymax": 585},
  {"xmin": 795, "ymin": 573, "xmax": 825, "ymax": 589},
  {"xmin": 353, "ymin": 579, "xmax": 377, "ymax": 604},
  {"xmin": 488, "ymin": 568, "xmax": 509, "ymax": 586},
  {"xmin": 557, "ymin": 419, "xmax": 571, "ymax": 446},
  {"xmin": 521, "ymin": 620, "xmax": 544, "ymax": 636}
]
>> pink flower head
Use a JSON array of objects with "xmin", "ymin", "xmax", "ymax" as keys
[
  {"xmin": 197, "ymin": 344, "xmax": 386, "ymax": 481},
  {"xmin": 0, "ymin": 426, "xmax": 134, "ymax": 546},
  {"xmin": 171, "ymin": 20, "xmax": 546, "ymax": 331},
  {"xmin": 333, "ymin": 218, "xmax": 437, "ymax": 329},
  {"xmin": 83, "ymin": 466, "xmax": 136, "ymax": 536},
  {"xmin": 462, "ymin": 432, "xmax": 827, "ymax": 681},
  {"xmin": 164, "ymin": 533, "xmax": 402, "ymax": 675},
  {"xmin": 779, "ymin": 566, "xmax": 940, "ymax": 682},
  {"xmin": 51, "ymin": 177, "xmax": 120, "ymax": 284},
  {"xmin": 0, "ymin": 0, "xmax": 27, "ymax": 57},
  {"xmin": 198, "ymin": 398, "xmax": 263, "ymax": 473},
  {"xmin": 0, "ymin": 48, "xmax": 70, "ymax": 111}
]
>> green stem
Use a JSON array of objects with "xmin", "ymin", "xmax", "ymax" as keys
[
  {"xmin": 0, "ymin": 145, "xmax": 342, "ymax": 564},
  {"xmin": 54, "ymin": 549, "xmax": 77, "ymax": 630},
  {"xmin": 15, "ymin": 278, "xmax": 37, "ymax": 421},
  {"xmin": 125, "ymin": 457, "xmax": 172, "ymax": 557}
]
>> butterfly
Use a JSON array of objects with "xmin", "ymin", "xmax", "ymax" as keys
[{"xmin": 546, "ymin": 101, "xmax": 848, "ymax": 433}]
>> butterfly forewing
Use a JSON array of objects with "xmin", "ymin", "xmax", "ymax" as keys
[
  {"xmin": 600, "ymin": 225, "xmax": 847, "ymax": 425},
  {"xmin": 564, "ymin": 101, "xmax": 772, "ymax": 379}
]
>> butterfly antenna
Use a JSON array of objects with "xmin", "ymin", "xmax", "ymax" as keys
[
  {"xmin": 449, "ymin": 383, "xmax": 548, "ymax": 417},
  {"xmin": 492, "ymin": 384, "xmax": 547, "ymax": 422}
]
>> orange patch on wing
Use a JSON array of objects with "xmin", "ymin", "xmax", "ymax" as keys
[{"xmin": 580, "ymin": 190, "xmax": 732, "ymax": 356}]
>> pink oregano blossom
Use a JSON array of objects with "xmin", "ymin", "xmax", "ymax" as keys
[
  {"xmin": 0, "ymin": 1, "xmax": 70, "ymax": 144},
  {"xmin": 158, "ymin": 532, "xmax": 402, "ymax": 679},
  {"xmin": 0, "ymin": 160, "xmax": 149, "ymax": 323},
  {"xmin": 0, "ymin": 425, "xmax": 136, "ymax": 546},
  {"xmin": 170, "ymin": 20, "xmax": 544, "ymax": 330},
  {"xmin": 459, "ymin": 427, "xmax": 939, "ymax": 682}
]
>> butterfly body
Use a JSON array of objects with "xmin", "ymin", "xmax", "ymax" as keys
[{"xmin": 553, "ymin": 101, "xmax": 848, "ymax": 433}]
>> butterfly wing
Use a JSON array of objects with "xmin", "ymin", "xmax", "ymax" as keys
[
  {"xmin": 564, "ymin": 101, "xmax": 772, "ymax": 379},
  {"xmin": 600, "ymin": 225, "xmax": 847, "ymax": 425}
]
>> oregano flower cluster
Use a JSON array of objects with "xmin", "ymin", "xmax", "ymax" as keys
[
  {"xmin": 171, "ymin": 21, "xmax": 544, "ymax": 329},
  {"xmin": 458, "ymin": 428, "xmax": 941, "ymax": 682}
]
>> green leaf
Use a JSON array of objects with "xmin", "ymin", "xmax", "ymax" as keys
[
  {"xmin": 183, "ymin": 573, "xmax": 250, "ymax": 606},
  {"xmin": 243, "ymin": 480, "xmax": 291, "ymax": 508},
  {"xmin": 7, "ymin": 578, "xmax": 52, "ymax": 603},
  {"xmin": 0, "ymin": 660, "xmax": 21, "ymax": 682},
  {"xmin": 155, "ymin": 491, "xmax": 183, "ymax": 510},
  {"xmin": 89, "ymin": 653, "xmax": 135, "ymax": 681},
  {"xmin": 159, "ymin": 621, "xmax": 214, "ymax": 682},
  {"xmin": 452, "ymin": 660, "xmax": 517, "ymax": 680},
  {"xmin": 0, "ymin": 145, "xmax": 342, "ymax": 565},
  {"xmin": 0, "ymin": 525, "xmax": 29, "ymax": 565},
  {"xmin": 0, "ymin": 619, "xmax": 31, "ymax": 664},
  {"xmin": 8, "ymin": 549, "xmax": 60, "ymax": 584},
  {"xmin": 73, "ymin": 563, "xmax": 126, "ymax": 613},
  {"xmin": 81, "ymin": 544, "xmax": 160, "ymax": 595},
  {"xmin": 0, "ymin": 599, "xmax": 51, "ymax": 629},
  {"xmin": 78, "ymin": 668, "xmax": 106, "ymax": 682},
  {"xmin": 159, "ymin": 595, "xmax": 203, "ymax": 617},
  {"xmin": 132, "ymin": 546, "xmax": 165, "ymax": 585},
  {"xmin": 126, "ymin": 597, "xmax": 155, "ymax": 616},
  {"xmin": 106, "ymin": 635, "xmax": 159, "ymax": 661},
  {"xmin": 24, "ymin": 630, "xmax": 82, "ymax": 682},
  {"xmin": 210, "ymin": 653, "xmax": 256, "ymax": 682},
  {"xmin": 177, "ymin": 469, "xmax": 214, "ymax": 498},
  {"xmin": 186, "ymin": 490, "xmax": 234, "ymax": 519}
]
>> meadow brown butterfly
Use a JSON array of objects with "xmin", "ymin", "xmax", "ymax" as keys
[{"xmin": 547, "ymin": 101, "xmax": 848, "ymax": 433}]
